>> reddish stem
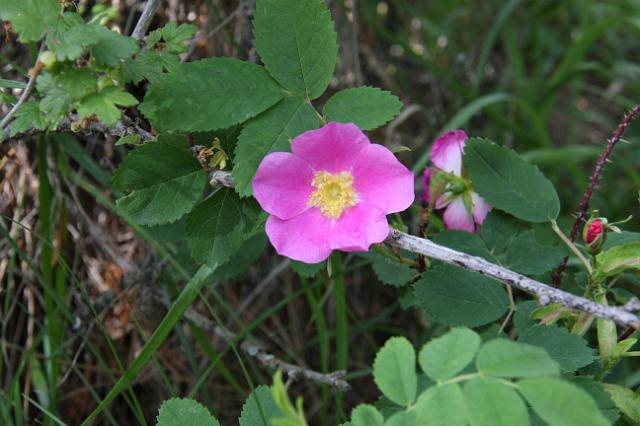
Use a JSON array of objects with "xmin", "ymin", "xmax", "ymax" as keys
[{"xmin": 552, "ymin": 105, "xmax": 640, "ymax": 287}]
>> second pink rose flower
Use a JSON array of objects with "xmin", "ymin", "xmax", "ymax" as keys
[{"xmin": 422, "ymin": 130, "xmax": 492, "ymax": 232}]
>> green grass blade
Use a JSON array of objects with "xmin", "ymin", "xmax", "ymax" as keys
[{"xmin": 80, "ymin": 265, "xmax": 215, "ymax": 425}]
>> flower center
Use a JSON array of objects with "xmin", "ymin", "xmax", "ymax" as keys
[{"xmin": 308, "ymin": 171, "xmax": 357, "ymax": 219}]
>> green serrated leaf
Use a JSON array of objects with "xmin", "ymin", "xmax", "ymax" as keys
[
  {"xmin": 415, "ymin": 383, "xmax": 467, "ymax": 426},
  {"xmin": 55, "ymin": 67, "xmax": 97, "ymax": 100},
  {"xmin": 121, "ymin": 51, "xmax": 165, "ymax": 84},
  {"xmin": 323, "ymin": 87, "xmax": 402, "ymax": 130},
  {"xmin": 464, "ymin": 377, "xmax": 530, "ymax": 426},
  {"xmin": 465, "ymin": 138, "xmax": 560, "ymax": 223},
  {"xmin": 373, "ymin": 337, "xmax": 417, "ymax": 406},
  {"xmin": 418, "ymin": 327, "xmax": 481, "ymax": 381},
  {"xmin": 156, "ymin": 398, "xmax": 220, "ymax": 426},
  {"xmin": 232, "ymin": 96, "xmax": 319, "ymax": 196},
  {"xmin": 481, "ymin": 210, "xmax": 526, "ymax": 253},
  {"xmin": 90, "ymin": 25, "xmax": 139, "ymax": 67},
  {"xmin": 78, "ymin": 86, "xmax": 138, "ymax": 126},
  {"xmin": 0, "ymin": 0, "xmax": 60, "ymax": 42},
  {"xmin": 604, "ymin": 383, "xmax": 640, "ymax": 423},
  {"xmin": 572, "ymin": 377, "xmax": 619, "ymax": 423},
  {"xmin": 416, "ymin": 264, "xmax": 508, "ymax": 327},
  {"xmin": 10, "ymin": 101, "xmax": 47, "ymax": 136},
  {"xmin": 186, "ymin": 188, "xmax": 262, "ymax": 268},
  {"xmin": 518, "ymin": 377, "xmax": 609, "ymax": 426},
  {"xmin": 112, "ymin": 136, "xmax": 206, "ymax": 226},
  {"xmin": 254, "ymin": 0, "xmax": 337, "ymax": 99},
  {"xmin": 37, "ymin": 73, "xmax": 72, "ymax": 123},
  {"xmin": 239, "ymin": 385, "xmax": 281, "ymax": 426},
  {"xmin": 160, "ymin": 22, "xmax": 198, "ymax": 53},
  {"xmin": 519, "ymin": 325, "xmax": 596, "ymax": 372},
  {"xmin": 505, "ymin": 231, "xmax": 567, "ymax": 275},
  {"xmin": 360, "ymin": 252, "xmax": 415, "ymax": 287},
  {"xmin": 350, "ymin": 404, "xmax": 384, "ymax": 426},
  {"xmin": 48, "ymin": 20, "xmax": 100, "ymax": 61},
  {"xmin": 476, "ymin": 339, "xmax": 560, "ymax": 378},
  {"xmin": 140, "ymin": 57, "xmax": 283, "ymax": 132}
]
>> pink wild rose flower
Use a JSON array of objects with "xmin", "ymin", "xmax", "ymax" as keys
[
  {"xmin": 253, "ymin": 122, "xmax": 415, "ymax": 263},
  {"xmin": 422, "ymin": 130, "xmax": 491, "ymax": 232}
]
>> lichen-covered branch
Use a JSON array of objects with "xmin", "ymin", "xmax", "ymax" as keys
[{"xmin": 388, "ymin": 230, "xmax": 640, "ymax": 328}]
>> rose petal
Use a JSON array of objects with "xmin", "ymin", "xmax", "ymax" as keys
[
  {"xmin": 291, "ymin": 122, "xmax": 370, "ymax": 173},
  {"xmin": 330, "ymin": 202, "xmax": 389, "ymax": 251},
  {"xmin": 265, "ymin": 209, "xmax": 333, "ymax": 263},
  {"xmin": 253, "ymin": 152, "xmax": 315, "ymax": 220},
  {"xmin": 429, "ymin": 130, "xmax": 467, "ymax": 175},
  {"xmin": 471, "ymin": 192, "xmax": 492, "ymax": 225},
  {"xmin": 352, "ymin": 144, "xmax": 415, "ymax": 214},
  {"xmin": 443, "ymin": 197, "xmax": 474, "ymax": 232}
]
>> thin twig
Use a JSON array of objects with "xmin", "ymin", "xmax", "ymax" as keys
[
  {"xmin": 552, "ymin": 105, "xmax": 640, "ymax": 286},
  {"xmin": 2, "ymin": 114, "xmax": 154, "ymax": 146},
  {"xmin": 207, "ymin": 170, "xmax": 640, "ymax": 329},
  {"xmin": 184, "ymin": 308, "xmax": 351, "ymax": 390},
  {"xmin": 131, "ymin": 0, "xmax": 163, "ymax": 40},
  {"xmin": 0, "ymin": 64, "xmax": 42, "ymax": 130}
]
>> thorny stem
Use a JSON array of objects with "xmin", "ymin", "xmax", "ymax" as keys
[{"xmin": 552, "ymin": 105, "xmax": 640, "ymax": 287}]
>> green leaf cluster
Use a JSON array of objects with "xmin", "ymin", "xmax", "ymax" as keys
[{"xmin": 358, "ymin": 329, "xmax": 612, "ymax": 426}]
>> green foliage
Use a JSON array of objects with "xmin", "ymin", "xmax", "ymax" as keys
[
  {"xmin": 77, "ymin": 85, "xmax": 138, "ymax": 126},
  {"xmin": 373, "ymin": 337, "xmax": 417, "ymax": 406},
  {"xmin": 432, "ymin": 230, "xmax": 496, "ymax": 262},
  {"xmin": 232, "ymin": 96, "xmax": 319, "ymax": 196},
  {"xmin": 147, "ymin": 22, "xmax": 198, "ymax": 53},
  {"xmin": 350, "ymin": 404, "xmax": 384, "ymax": 426},
  {"xmin": 156, "ymin": 398, "xmax": 220, "ymax": 426},
  {"xmin": 239, "ymin": 385, "xmax": 281, "ymax": 426},
  {"xmin": 464, "ymin": 377, "xmax": 530, "ymax": 426},
  {"xmin": 186, "ymin": 188, "xmax": 262, "ymax": 268},
  {"xmin": 465, "ymin": 138, "xmax": 560, "ymax": 223},
  {"xmin": 0, "ymin": 0, "xmax": 60, "ymax": 42},
  {"xmin": 416, "ymin": 265, "xmax": 509, "ymax": 327},
  {"xmin": 10, "ymin": 101, "xmax": 46, "ymax": 136},
  {"xmin": 323, "ymin": 87, "xmax": 403, "ymax": 130},
  {"xmin": 593, "ymin": 241, "xmax": 640, "ymax": 280},
  {"xmin": 418, "ymin": 327, "xmax": 481, "ymax": 381},
  {"xmin": 519, "ymin": 325, "xmax": 596, "ymax": 371},
  {"xmin": 604, "ymin": 383, "xmax": 640, "ymax": 423},
  {"xmin": 271, "ymin": 370, "xmax": 309, "ymax": 426},
  {"xmin": 112, "ymin": 136, "xmax": 207, "ymax": 226},
  {"xmin": 364, "ymin": 253, "xmax": 416, "ymax": 287},
  {"xmin": 481, "ymin": 210, "xmax": 525, "ymax": 253},
  {"xmin": 348, "ymin": 330, "xmax": 611, "ymax": 426},
  {"xmin": 415, "ymin": 383, "xmax": 467, "ymax": 426},
  {"xmin": 504, "ymin": 231, "xmax": 567, "ymax": 275},
  {"xmin": 89, "ymin": 25, "xmax": 139, "ymax": 67},
  {"xmin": 476, "ymin": 339, "xmax": 560, "ymax": 378},
  {"xmin": 290, "ymin": 260, "xmax": 326, "ymax": 278},
  {"xmin": 254, "ymin": 0, "xmax": 337, "ymax": 100},
  {"xmin": 518, "ymin": 377, "xmax": 609, "ymax": 426},
  {"xmin": 140, "ymin": 58, "xmax": 284, "ymax": 132}
]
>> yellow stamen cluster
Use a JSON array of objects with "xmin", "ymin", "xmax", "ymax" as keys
[{"xmin": 308, "ymin": 171, "xmax": 357, "ymax": 219}]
